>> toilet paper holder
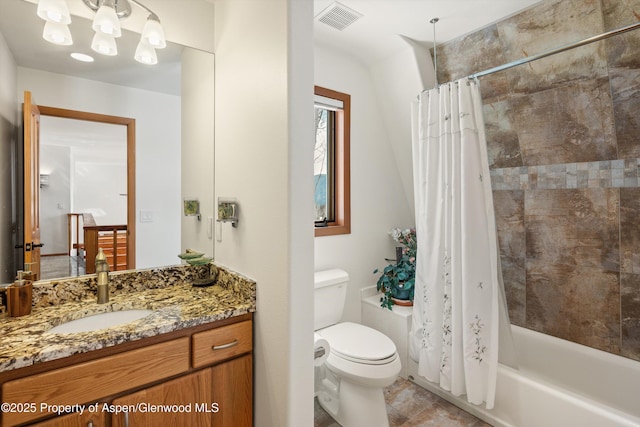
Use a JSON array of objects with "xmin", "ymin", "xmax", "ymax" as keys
[{"xmin": 314, "ymin": 347, "xmax": 326, "ymax": 359}]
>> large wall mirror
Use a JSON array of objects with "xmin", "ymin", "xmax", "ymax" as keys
[{"xmin": 0, "ymin": 0, "xmax": 215, "ymax": 283}]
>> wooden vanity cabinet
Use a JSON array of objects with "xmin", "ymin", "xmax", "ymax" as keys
[
  {"xmin": 111, "ymin": 368, "xmax": 213, "ymax": 427},
  {"xmin": 111, "ymin": 354, "xmax": 252, "ymax": 427},
  {"xmin": 210, "ymin": 354, "xmax": 252, "ymax": 427},
  {"xmin": 0, "ymin": 315, "xmax": 252, "ymax": 427},
  {"xmin": 28, "ymin": 411, "xmax": 106, "ymax": 427}
]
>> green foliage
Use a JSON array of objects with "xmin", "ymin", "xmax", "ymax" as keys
[{"xmin": 374, "ymin": 228, "xmax": 417, "ymax": 310}]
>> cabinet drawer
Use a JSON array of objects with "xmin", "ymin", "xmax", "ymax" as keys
[
  {"xmin": 2, "ymin": 338, "xmax": 189, "ymax": 426},
  {"xmin": 192, "ymin": 321, "xmax": 252, "ymax": 368}
]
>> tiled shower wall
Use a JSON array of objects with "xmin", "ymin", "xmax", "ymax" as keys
[{"xmin": 434, "ymin": 0, "xmax": 640, "ymax": 361}]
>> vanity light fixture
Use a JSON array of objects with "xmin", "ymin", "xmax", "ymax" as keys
[{"xmin": 35, "ymin": 0, "xmax": 167, "ymax": 65}]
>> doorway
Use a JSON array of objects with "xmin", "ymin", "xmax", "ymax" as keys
[{"xmin": 30, "ymin": 105, "xmax": 136, "ymax": 280}]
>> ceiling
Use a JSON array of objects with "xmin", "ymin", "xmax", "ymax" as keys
[
  {"xmin": 1, "ymin": 0, "xmax": 543, "ymax": 96},
  {"xmin": 313, "ymin": 0, "xmax": 543, "ymax": 66}
]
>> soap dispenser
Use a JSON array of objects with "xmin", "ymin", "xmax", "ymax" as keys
[
  {"xmin": 7, "ymin": 271, "xmax": 32, "ymax": 317},
  {"xmin": 96, "ymin": 248, "xmax": 110, "ymax": 304}
]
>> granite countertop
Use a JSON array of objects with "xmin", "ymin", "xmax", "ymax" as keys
[{"xmin": 0, "ymin": 264, "xmax": 256, "ymax": 373}]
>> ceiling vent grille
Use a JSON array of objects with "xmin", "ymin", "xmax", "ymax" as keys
[{"xmin": 316, "ymin": 2, "xmax": 363, "ymax": 31}]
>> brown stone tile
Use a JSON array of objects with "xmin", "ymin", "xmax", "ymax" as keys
[
  {"xmin": 386, "ymin": 403, "xmax": 410, "ymax": 427},
  {"xmin": 385, "ymin": 378, "xmax": 440, "ymax": 420},
  {"xmin": 621, "ymin": 272, "xmax": 640, "ymax": 361},
  {"xmin": 621, "ymin": 191, "xmax": 640, "ymax": 360},
  {"xmin": 493, "ymin": 190, "xmax": 526, "ymax": 326},
  {"xmin": 497, "ymin": 0, "xmax": 607, "ymax": 94},
  {"xmin": 315, "ymin": 378, "xmax": 489, "ymax": 427},
  {"xmin": 511, "ymin": 79, "xmax": 617, "ymax": 165},
  {"xmin": 428, "ymin": 0, "xmax": 640, "ymax": 362},
  {"xmin": 601, "ymin": 0, "xmax": 640, "ymax": 29},
  {"xmin": 384, "ymin": 375, "xmax": 413, "ymax": 403},
  {"xmin": 314, "ymin": 398, "xmax": 340, "ymax": 427},
  {"xmin": 610, "ymin": 67, "xmax": 640, "ymax": 159},
  {"xmin": 436, "ymin": 25, "xmax": 509, "ymax": 101},
  {"xmin": 402, "ymin": 400, "xmax": 491, "ymax": 427},
  {"xmin": 525, "ymin": 189, "xmax": 620, "ymax": 270},
  {"xmin": 483, "ymin": 99, "xmax": 522, "ymax": 168},
  {"xmin": 524, "ymin": 189, "xmax": 621, "ymax": 352},
  {"xmin": 620, "ymin": 188, "xmax": 640, "ymax": 274},
  {"xmin": 602, "ymin": 0, "xmax": 640, "ymax": 69}
]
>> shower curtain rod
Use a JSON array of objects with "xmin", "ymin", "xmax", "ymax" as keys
[{"xmin": 466, "ymin": 20, "xmax": 640, "ymax": 80}]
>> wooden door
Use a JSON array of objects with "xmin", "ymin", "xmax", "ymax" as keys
[{"xmin": 23, "ymin": 91, "xmax": 42, "ymax": 280}]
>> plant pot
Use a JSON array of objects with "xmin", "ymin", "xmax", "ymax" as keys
[
  {"xmin": 391, "ymin": 297, "xmax": 413, "ymax": 307},
  {"xmin": 391, "ymin": 286, "xmax": 412, "ymax": 302}
]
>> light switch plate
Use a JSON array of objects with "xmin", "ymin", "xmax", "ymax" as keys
[{"xmin": 140, "ymin": 210, "xmax": 153, "ymax": 222}]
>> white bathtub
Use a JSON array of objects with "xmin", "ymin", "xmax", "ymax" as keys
[{"xmin": 406, "ymin": 325, "xmax": 640, "ymax": 427}]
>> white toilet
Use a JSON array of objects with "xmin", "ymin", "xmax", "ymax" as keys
[{"xmin": 314, "ymin": 269, "xmax": 401, "ymax": 427}]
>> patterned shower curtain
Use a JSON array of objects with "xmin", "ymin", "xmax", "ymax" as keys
[{"xmin": 409, "ymin": 78, "xmax": 502, "ymax": 408}]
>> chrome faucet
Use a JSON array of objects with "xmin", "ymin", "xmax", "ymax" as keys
[{"xmin": 96, "ymin": 248, "xmax": 110, "ymax": 304}]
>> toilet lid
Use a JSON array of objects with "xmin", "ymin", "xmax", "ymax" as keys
[{"xmin": 319, "ymin": 322, "xmax": 396, "ymax": 362}]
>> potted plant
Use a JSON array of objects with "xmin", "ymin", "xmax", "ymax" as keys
[{"xmin": 374, "ymin": 228, "xmax": 417, "ymax": 310}]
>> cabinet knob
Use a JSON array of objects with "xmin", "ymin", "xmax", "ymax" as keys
[{"xmin": 212, "ymin": 339, "xmax": 238, "ymax": 350}]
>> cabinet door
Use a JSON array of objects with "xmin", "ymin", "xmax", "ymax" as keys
[
  {"xmin": 111, "ymin": 369, "xmax": 212, "ymax": 427},
  {"xmin": 29, "ymin": 410, "xmax": 106, "ymax": 427},
  {"xmin": 212, "ymin": 354, "xmax": 253, "ymax": 427}
]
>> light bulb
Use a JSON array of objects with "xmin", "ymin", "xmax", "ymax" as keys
[
  {"xmin": 91, "ymin": 32, "xmax": 118, "ymax": 56},
  {"xmin": 37, "ymin": 0, "xmax": 71, "ymax": 24},
  {"xmin": 92, "ymin": 3, "xmax": 122, "ymax": 37},
  {"xmin": 141, "ymin": 15, "xmax": 166, "ymax": 49},
  {"xmin": 42, "ymin": 21, "xmax": 73, "ymax": 46},
  {"xmin": 134, "ymin": 41, "xmax": 157, "ymax": 65}
]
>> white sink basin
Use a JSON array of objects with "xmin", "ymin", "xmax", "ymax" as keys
[{"xmin": 48, "ymin": 309, "xmax": 154, "ymax": 334}]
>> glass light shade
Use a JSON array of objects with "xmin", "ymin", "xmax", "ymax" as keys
[
  {"xmin": 92, "ymin": 4, "xmax": 122, "ymax": 37},
  {"xmin": 42, "ymin": 21, "xmax": 73, "ymax": 45},
  {"xmin": 134, "ymin": 41, "xmax": 157, "ymax": 65},
  {"xmin": 37, "ymin": 0, "xmax": 71, "ymax": 24},
  {"xmin": 141, "ymin": 16, "xmax": 166, "ymax": 49},
  {"xmin": 91, "ymin": 32, "xmax": 117, "ymax": 56}
]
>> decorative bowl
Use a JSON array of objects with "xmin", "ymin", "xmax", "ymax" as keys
[
  {"xmin": 186, "ymin": 257, "xmax": 213, "ymax": 266},
  {"xmin": 178, "ymin": 251, "xmax": 204, "ymax": 260}
]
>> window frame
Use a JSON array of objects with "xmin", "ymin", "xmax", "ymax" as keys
[{"xmin": 314, "ymin": 86, "xmax": 351, "ymax": 237}]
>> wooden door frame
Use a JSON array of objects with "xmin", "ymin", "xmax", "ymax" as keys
[
  {"xmin": 38, "ymin": 106, "xmax": 136, "ymax": 271},
  {"xmin": 23, "ymin": 92, "xmax": 41, "ymax": 279}
]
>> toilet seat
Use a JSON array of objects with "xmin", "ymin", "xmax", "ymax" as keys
[{"xmin": 318, "ymin": 322, "xmax": 397, "ymax": 365}]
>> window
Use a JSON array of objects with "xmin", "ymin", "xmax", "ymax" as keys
[{"xmin": 314, "ymin": 86, "xmax": 350, "ymax": 237}]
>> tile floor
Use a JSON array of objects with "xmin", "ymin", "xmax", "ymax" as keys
[
  {"xmin": 40, "ymin": 255, "xmax": 86, "ymax": 280},
  {"xmin": 314, "ymin": 378, "xmax": 491, "ymax": 427}
]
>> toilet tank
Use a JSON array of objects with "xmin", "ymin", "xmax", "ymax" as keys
[{"xmin": 314, "ymin": 269, "xmax": 349, "ymax": 330}]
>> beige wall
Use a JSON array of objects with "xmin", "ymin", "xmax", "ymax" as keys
[
  {"xmin": 214, "ymin": 0, "xmax": 314, "ymax": 425},
  {"xmin": 181, "ymin": 48, "xmax": 215, "ymax": 257},
  {"xmin": 0, "ymin": 31, "xmax": 17, "ymax": 283}
]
